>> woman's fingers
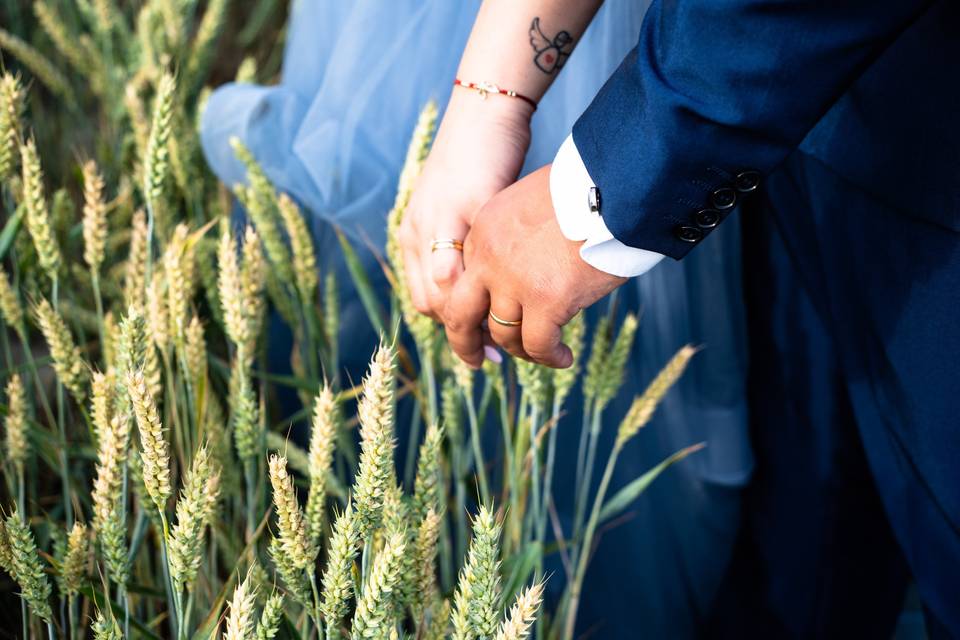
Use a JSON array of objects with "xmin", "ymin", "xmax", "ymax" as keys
[
  {"xmin": 487, "ymin": 298, "xmax": 527, "ymax": 360},
  {"xmin": 399, "ymin": 218, "xmax": 432, "ymax": 316},
  {"xmin": 424, "ymin": 215, "xmax": 470, "ymax": 320}
]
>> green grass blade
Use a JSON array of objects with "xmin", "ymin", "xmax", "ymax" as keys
[
  {"xmin": 335, "ymin": 228, "xmax": 386, "ymax": 336},
  {"xmin": 598, "ymin": 443, "xmax": 705, "ymax": 525}
]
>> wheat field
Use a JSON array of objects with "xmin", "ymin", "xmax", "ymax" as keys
[{"xmin": 0, "ymin": 2, "xmax": 697, "ymax": 638}]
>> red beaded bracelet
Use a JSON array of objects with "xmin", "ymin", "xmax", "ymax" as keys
[{"xmin": 453, "ymin": 79, "xmax": 538, "ymax": 111}]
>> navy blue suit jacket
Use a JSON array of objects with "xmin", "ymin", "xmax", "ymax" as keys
[
  {"xmin": 573, "ymin": 0, "xmax": 958, "ymax": 258},
  {"xmin": 571, "ymin": 0, "xmax": 960, "ymax": 631}
]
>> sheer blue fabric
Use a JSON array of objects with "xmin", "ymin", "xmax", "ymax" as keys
[{"xmin": 201, "ymin": 1, "xmax": 752, "ymax": 636}]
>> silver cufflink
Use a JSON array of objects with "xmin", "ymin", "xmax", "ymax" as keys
[{"xmin": 588, "ymin": 186, "xmax": 602, "ymax": 214}]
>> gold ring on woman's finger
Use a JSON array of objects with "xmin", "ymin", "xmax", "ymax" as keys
[{"xmin": 430, "ymin": 238, "xmax": 464, "ymax": 252}]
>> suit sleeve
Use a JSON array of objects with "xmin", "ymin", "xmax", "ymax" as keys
[{"xmin": 573, "ymin": 0, "xmax": 932, "ymax": 258}]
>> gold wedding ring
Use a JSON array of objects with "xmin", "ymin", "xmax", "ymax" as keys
[
  {"xmin": 489, "ymin": 310, "xmax": 522, "ymax": 327},
  {"xmin": 430, "ymin": 238, "xmax": 464, "ymax": 252}
]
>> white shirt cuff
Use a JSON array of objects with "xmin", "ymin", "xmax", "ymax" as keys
[{"xmin": 549, "ymin": 134, "xmax": 665, "ymax": 278}]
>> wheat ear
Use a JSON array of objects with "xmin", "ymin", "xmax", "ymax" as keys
[
  {"xmin": 616, "ymin": 345, "xmax": 697, "ymax": 448},
  {"xmin": 169, "ymin": 443, "xmax": 220, "ymax": 589},
  {"xmin": 494, "ymin": 582, "xmax": 545, "ymax": 640},
  {"xmin": 352, "ymin": 344, "xmax": 397, "ymax": 537},
  {"xmin": 81, "ymin": 161, "xmax": 109, "ymax": 278},
  {"xmin": 92, "ymin": 609, "xmax": 123, "ymax": 639},
  {"xmin": 268, "ymin": 454, "xmax": 317, "ymax": 570},
  {"xmin": 306, "ymin": 384, "xmax": 338, "ymax": 544},
  {"xmin": 277, "ymin": 193, "xmax": 317, "ymax": 306},
  {"xmin": 4, "ymin": 374, "xmax": 28, "ymax": 472},
  {"xmin": 3, "ymin": 508, "xmax": 53, "ymax": 622},
  {"xmin": 34, "ymin": 298, "xmax": 88, "ymax": 401},
  {"xmin": 350, "ymin": 530, "xmax": 407, "ymax": 640},
  {"xmin": 61, "ymin": 521, "xmax": 89, "ymax": 597},
  {"xmin": 143, "ymin": 72, "xmax": 175, "ymax": 214},
  {"xmin": 0, "ymin": 72, "xmax": 23, "ymax": 181},
  {"xmin": 20, "ymin": 139, "xmax": 62, "ymax": 279},
  {"xmin": 319, "ymin": 504, "xmax": 359, "ymax": 632},
  {"xmin": 0, "ymin": 267, "xmax": 23, "ymax": 333},
  {"xmin": 451, "ymin": 506, "xmax": 503, "ymax": 640},
  {"xmin": 128, "ymin": 369, "xmax": 171, "ymax": 511},
  {"xmin": 255, "ymin": 592, "xmax": 284, "ymax": 640},
  {"xmin": 224, "ymin": 568, "xmax": 258, "ymax": 640}
]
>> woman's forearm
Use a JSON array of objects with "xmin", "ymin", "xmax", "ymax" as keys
[{"xmin": 456, "ymin": 0, "xmax": 604, "ymax": 104}]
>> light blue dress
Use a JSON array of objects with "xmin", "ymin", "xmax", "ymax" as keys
[{"xmin": 201, "ymin": 1, "xmax": 752, "ymax": 636}]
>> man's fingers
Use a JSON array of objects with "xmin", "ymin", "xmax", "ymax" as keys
[
  {"xmin": 521, "ymin": 312, "xmax": 572, "ymax": 368},
  {"xmin": 487, "ymin": 298, "xmax": 528, "ymax": 360},
  {"xmin": 443, "ymin": 270, "xmax": 489, "ymax": 368}
]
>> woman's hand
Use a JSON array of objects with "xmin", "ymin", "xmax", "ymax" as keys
[{"xmin": 400, "ymin": 90, "xmax": 533, "ymax": 319}]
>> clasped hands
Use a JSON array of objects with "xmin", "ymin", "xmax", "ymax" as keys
[{"xmin": 401, "ymin": 161, "xmax": 626, "ymax": 369}]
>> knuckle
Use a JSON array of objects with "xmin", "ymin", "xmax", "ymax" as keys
[
  {"xmin": 400, "ymin": 221, "xmax": 417, "ymax": 246},
  {"xmin": 444, "ymin": 316, "xmax": 464, "ymax": 334},
  {"xmin": 432, "ymin": 260, "xmax": 459, "ymax": 286}
]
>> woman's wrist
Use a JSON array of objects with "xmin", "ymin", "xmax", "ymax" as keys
[{"xmin": 445, "ymin": 82, "xmax": 535, "ymax": 130}]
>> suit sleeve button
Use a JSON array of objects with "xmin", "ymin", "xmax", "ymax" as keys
[
  {"xmin": 710, "ymin": 187, "xmax": 737, "ymax": 210},
  {"xmin": 735, "ymin": 171, "xmax": 761, "ymax": 192},
  {"xmin": 675, "ymin": 225, "xmax": 704, "ymax": 243},
  {"xmin": 695, "ymin": 209, "xmax": 721, "ymax": 228}
]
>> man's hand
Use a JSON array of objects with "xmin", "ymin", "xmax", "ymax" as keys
[{"xmin": 444, "ymin": 164, "xmax": 627, "ymax": 368}]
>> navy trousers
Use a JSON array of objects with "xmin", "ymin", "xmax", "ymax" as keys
[{"xmin": 709, "ymin": 150, "xmax": 960, "ymax": 637}]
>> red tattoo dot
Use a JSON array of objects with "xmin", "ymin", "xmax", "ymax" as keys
[{"xmin": 545, "ymin": 54, "xmax": 555, "ymax": 64}]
